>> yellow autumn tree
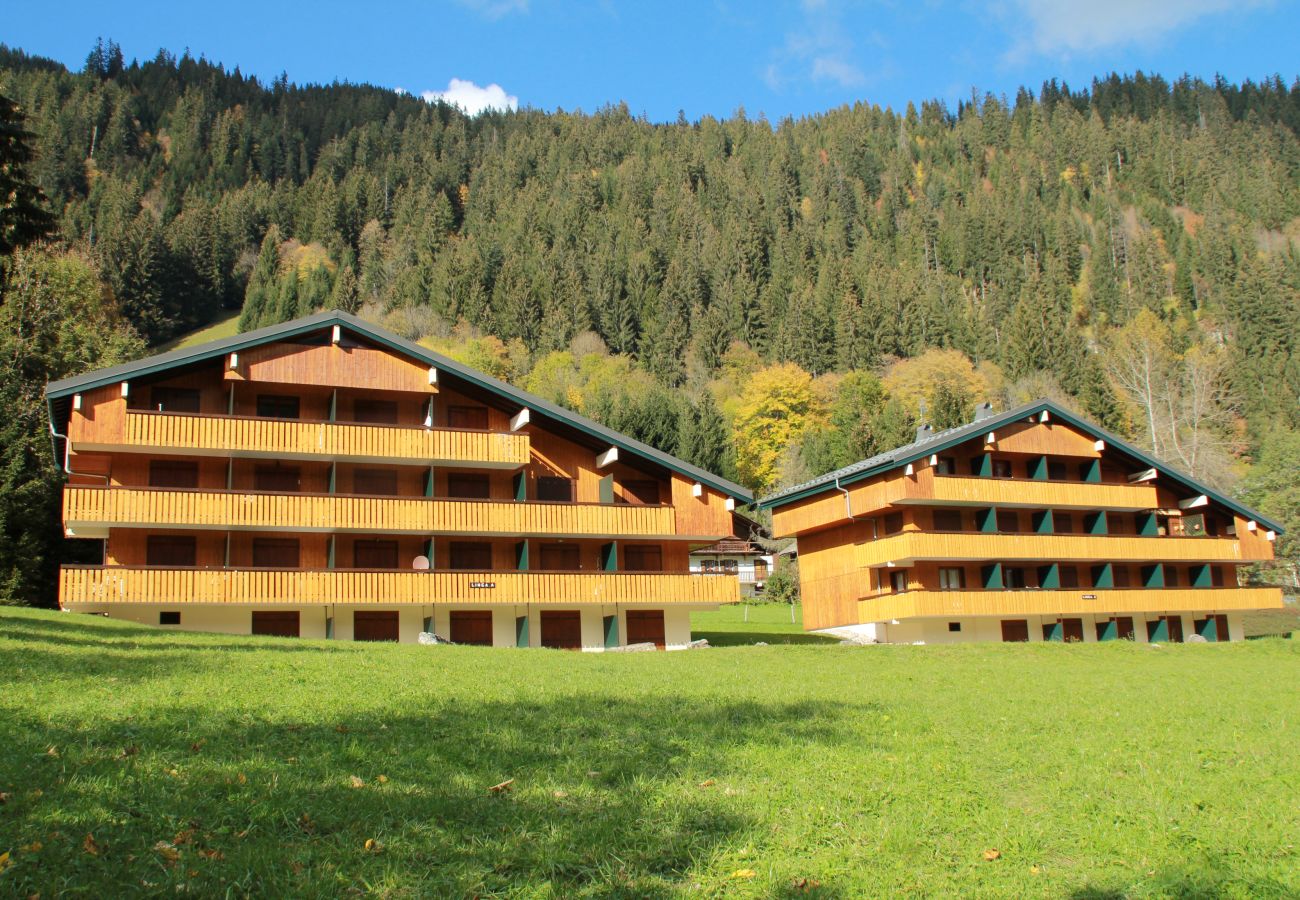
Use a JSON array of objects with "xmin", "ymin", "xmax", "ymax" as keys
[
  {"xmin": 731, "ymin": 362, "xmax": 820, "ymax": 492},
  {"xmin": 883, "ymin": 348, "xmax": 1002, "ymax": 425}
]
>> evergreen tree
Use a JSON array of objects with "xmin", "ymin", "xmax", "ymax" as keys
[{"xmin": 0, "ymin": 93, "xmax": 54, "ymax": 257}]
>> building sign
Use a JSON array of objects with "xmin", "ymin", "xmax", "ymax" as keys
[
  {"xmin": 469, "ymin": 581, "xmax": 496, "ymax": 589},
  {"xmin": 1082, "ymin": 594, "xmax": 1097, "ymax": 600}
]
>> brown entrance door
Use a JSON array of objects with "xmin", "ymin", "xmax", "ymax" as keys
[
  {"xmin": 449, "ymin": 611, "xmax": 494, "ymax": 645},
  {"xmin": 540, "ymin": 610, "xmax": 583, "ymax": 649},
  {"xmin": 354, "ymin": 610, "xmax": 399, "ymax": 642},
  {"xmin": 251, "ymin": 611, "xmax": 300, "ymax": 637},
  {"xmin": 626, "ymin": 610, "xmax": 666, "ymax": 649},
  {"xmin": 1061, "ymin": 618, "xmax": 1085, "ymax": 643},
  {"xmin": 1000, "ymin": 619, "xmax": 1029, "ymax": 642},
  {"xmin": 1213, "ymin": 614, "xmax": 1229, "ymax": 642}
]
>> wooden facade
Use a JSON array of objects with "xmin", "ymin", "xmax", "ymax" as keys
[
  {"xmin": 763, "ymin": 404, "xmax": 1285, "ymax": 640},
  {"xmin": 50, "ymin": 313, "xmax": 750, "ymax": 647}
]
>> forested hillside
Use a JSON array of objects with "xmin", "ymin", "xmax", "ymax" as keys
[{"xmin": 1, "ymin": 41, "xmax": 1297, "ymax": 604}]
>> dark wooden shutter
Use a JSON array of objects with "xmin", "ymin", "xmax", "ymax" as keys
[
  {"xmin": 252, "ymin": 611, "xmax": 300, "ymax": 637},
  {"xmin": 538, "ymin": 544, "xmax": 581, "ymax": 571},
  {"xmin": 353, "ymin": 468, "xmax": 399, "ymax": 496},
  {"xmin": 623, "ymin": 545, "xmax": 663, "ymax": 572},
  {"xmin": 353, "ymin": 398, "xmax": 398, "ymax": 424},
  {"xmin": 450, "ymin": 611, "xmax": 494, "ymax": 645},
  {"xmin": 449, "ymin": 542, "xmax": 494, "ymax": 570},
  {"xmin": 931, "ymin": 509, "xmax": 963, "ymax": 531},
  {"xmin": 254, "ymin": 465, "xmax": 301, "ymax": 492},
  {"xmin": 354, "ymin": 610, "xmax": 399, "ymax": 642},
  {"xmin": 146, "ymin": 535, "xmax": 196, "ymax": 567},
  {"xmin": 353, "ymin": 540, "xmax": 399, "ymax": 569},
  {"xmin": 151, "ymin": 387, "xmax": 201, "ymax": 413},
  {"xmin": 447, "ymin": 406, "xmax": 489, "ymax": 429},
  {"xmin": 1000, "ymin": 619, "xmax": 1029, "ymax": 642},
  {"xmin": 256, "ymin": 394, "xmax": 301, "ymax": 419},
  {"xmin": 625, "ymin": 610, "xmax": 666, "ymax": 649},
  {"xmin": 539, "ymin": 610, "xmax": 582, "ymax": 649},
  {"xmin": 447, "ymin": 473, "xmax": 491, "ymax": 499},
  {"xmin": 536, "ymin": 477, "xmax": 574, "ymax": 502},
  {"xmin": 252, "ymin": 538, "xmax": 300, "ymax": 568},
  {"xmin": 149, "ymin": 460, "xmax": 199, "ymax": 489}
]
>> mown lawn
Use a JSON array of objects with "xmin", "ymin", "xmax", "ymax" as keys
[{"xmin": 1, "ymin": 607, "xmax": 1297, "ymax": 898}]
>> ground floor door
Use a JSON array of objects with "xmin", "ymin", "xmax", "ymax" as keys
[
  {"xmin": 1147, "ymin": 616, "xmax": 1185, "ymax": 643},
  {"xmin": 625, "ymin": 609, "xmax": 666, "ymax": 649},
  {"xmin": 540, "ymin": 610, "xmax": 582, "ymax": 649},
  {"xmin": 1000, "ymin": 619, "xmax": 1029, "ymax": 642},
  {"xmin": 1096, "ymin": 617, "xmax": 1135, "ymax": 641},
  {"xmin": 251, "ymin": 610, "xmax": 300, "ymax": 637},
  {"xmin": 354, "ymin": 610, "xmax": 399, "ymax": 642},
  {"xmin": 449, "ymin": 611, "xmax": 494, "ymax": 645},
  {"xmin": 1193, "ymin": 614, "xmax": 1230, "ymax": 642}
]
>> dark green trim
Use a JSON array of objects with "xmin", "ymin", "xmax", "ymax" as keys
[
  {"xmin": 1037, "ymin": 563, "xmax": 1060, "ymax": 589},
  {"xmin": 1044, "ymin": 621, "xmax": 1063, "ymax": 642},
  {"xmin": 976, "ymin": 508, "xmax": 997, "ymax": 533},
  {"xmin": 1137, "ymin": 511, "xmax": 1158, "ymax": 536},
  {"xmin": 1091, "ymin": 563, "xmax": 1113, "ymax": 589},
  {"xmin": 326, "ymin": 615, "xmax": 334, "ymax": 640},
  {"xmin": 513, "ymin": 471, "xmax": 528, "ymax": 502},
  {"xmin": 1029, "ymin": 455, "xmax": 1048, "ymax": 480},
  {"xmin": 1098, "ymin": 619, "xmax": 1118, "ymax": 641},
  {"xmin": 422, "ymin": 615, "xmax": 433, "ymax": 634},
  {"xmin": 1032, "ymin": 509, "xmax": 1054, "ymax": 534},
  {"xmin": 1085, "ymin": 511, "xmax": 1108, "ymax": 535},
  {"xmin": 1192, "ymin": 564, "xmax": 1213, "ymax": 588},
  {"xmin": 598, "ymin": 474, "xmax": 614, "ymax": 505},
  {"xmin": 327, "ymin": 535, "xmax": 336, "ymax": 569},
  {"xmin": 600, "ymin": 542, "xmax": 618, "ymax": 572},
  {"xmin": 1080, "ymin": 458, "xmax": 1101, "ymax": 483},
  {"xmin": 515, "ymin": 615, "xmax": 529, "ymax": 648},
  {"xmin": 603, "ymin": 614, "xmax": 618, "ymax": 649},
  {"xmin": 1142, "ymin": 564, "xmax": 1164, "ymax": 589},
  {"xmin": 515, "ymin": 540, "xmax": 529, "ymax": 571},
  {"xmin": 980, "ymin": 563, "xmax": 1003, "ymax": 590},
  {"xmin": 976, "ymin": 453, "xmax": 993, "ymax": 478},
  {"xmin": 1148, "ymin": 618, "xmax": 1169, "ymax": 642},
  {"xmin": 424, "ymin": 467, "xmax": 435, "ymax": 498},
  {"xmin": 328, "ymin": 462, "xmax": 337, "ymax": 495}
]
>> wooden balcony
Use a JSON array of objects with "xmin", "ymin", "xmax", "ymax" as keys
[
  {"xmin": 856, "ymin": 531, "xmax": 1268, "ymax": 567},
  {"xmin": 59, "ymin": 566, "xmax": 740, "ymax": 607},
  {"xmin": 74, "ymin": 410, "xmax": 529, "ymax": 468},
  {"xmin": 898, "ymin": 470, "xmax": 1161, "ymax": 511},
  {"xmin": 859, "ymin": 586, "xmax": 1284, "ymax": 622},
  {"xmin": 63, "ymin": 486, "xmax": 686, "ymax": 538}
]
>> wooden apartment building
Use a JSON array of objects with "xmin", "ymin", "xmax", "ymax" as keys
[
  {"xmin": 46, "ymin": 310, "xmax": 752, "ymax": 648},
  {"xmin": 759, "ymin": 401, "xmax": 1284, "ymax": 644}
]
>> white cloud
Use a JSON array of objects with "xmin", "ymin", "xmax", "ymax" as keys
[
  {"xmin": 422, "ymin": 78, "xmax": 519, "ymax": 115},
  {"xmin": 765, "ymin": 0, "xmax": 879, "ymax": 92},
  {"xmin": 1005, "ymin": 0, "xmax": 1271, "ymax": 59},
  {"xmin": 811, "ymin": 56, "xmax": 866, "ymax": 87},
  {"xmin": 455, "ymin": 0, "xmax": 529, "ymax": 20}
]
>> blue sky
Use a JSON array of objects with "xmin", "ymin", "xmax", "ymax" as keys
[{"xmin": 5, "ymin": 1, "xmax": 1298, "ymax": 121}]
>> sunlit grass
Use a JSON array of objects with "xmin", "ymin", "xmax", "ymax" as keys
[{"xmin": 1, "ymin": 606, "xmax": 1297, "ymax": 897}]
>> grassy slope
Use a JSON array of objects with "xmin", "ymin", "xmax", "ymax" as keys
[
  {"xmin": 154, "ymin": 310, "xmax": 241, "ymax": 353},
  {"xmin": 1, "ymin": 607, "xmax": 1297, "ymax": 898}
]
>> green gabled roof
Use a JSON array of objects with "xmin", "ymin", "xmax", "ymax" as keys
[
  {"xmin": 46, "ymin": 309, "xmax": 754, "ymax": 503},
  {"xmin": 757, "ymin": 399, "xmax": 1284, "ymax": 534}
]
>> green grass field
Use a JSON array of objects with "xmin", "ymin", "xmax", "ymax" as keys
[
  {"xmin": 2, "ymin": 606, "xmax": 1297, "ymax": 897},
  {"xmin": 155, "ymin": 310, "xmax": 241, "ymax": 352}
]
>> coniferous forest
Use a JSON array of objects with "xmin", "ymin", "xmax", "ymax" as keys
[{"xmin": 1, "ymin": 40, "xmax": 1298, "ymax": 604}]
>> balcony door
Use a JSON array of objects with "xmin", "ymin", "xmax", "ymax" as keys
[
  {"xmin": 146, "ymin": 535, "xmax": 196, "ymax": 567},
  {"xmin": 256, "ymin": 394, "xmax": 300, "ymax": 420},
  {"xmin": 623, "ymin": 545, "xmax": 663, "ymax": 572},
  {"xmin": 625, "ymin": 610, "xmax": 666, "ymax": 649},
  {"xmin": 540, "ymin": 610, "xmax": 583, "ymax": 649},
  {"xmin": 252, "ymin": 538, "xmax": 300, "ymax": 568},
  {"xmin": 449, "ymin": 542, "xmax": 494, "ymax": 571},
  {"xmin": 254, "ymin": 465, "xmax": 300, "ymax": 493},
  {"xmin": 354, "ymin": 540, "xmax": 399, "ymax": 570}
]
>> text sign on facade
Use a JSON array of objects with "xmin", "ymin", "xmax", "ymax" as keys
[{"xmin": 470, "ymin": 581, "xmax": 496, "ymax": 589}]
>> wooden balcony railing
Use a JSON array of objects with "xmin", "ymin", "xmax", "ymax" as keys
[
  {"xmin": 907, "ymin": 471, "xmax": 1161, "ymax": 511},
  {"xmin": 59, "ymin": 566, "xmax": 740, "ymax": 606},
  {"xmin": 859, "ymin": 586, "xmax": 1283, "ymax": 622},
  {"xmin": 75, "ymin": 410, "xmax": 530, "ymax": 467},
  {"xmin": 856, "ymin": 531, "xmax": 1268, "ymax": 567},
  {"xmin": 63, "ymin": 486, "xmax": 682, "ymax": 538}
]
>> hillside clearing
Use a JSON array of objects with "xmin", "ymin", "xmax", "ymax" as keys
[{"xmin": 1, "ymin": 606, "xmax": 1297, "ymax": 897}]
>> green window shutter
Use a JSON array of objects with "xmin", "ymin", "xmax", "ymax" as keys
[
  {"xmin": 1137, "ymin": 512, "xmax": 1158, "ymax": 536},
  {"xmin": 601, "ymin": 542, "xmax": 618, "ymax": 571},
  {"xmin": 424, "ymin": 537, "xmax": 435, "ymax": 565},
  {"xmin": 1198, "ymin": 617, "xmax": 1220, "ymax": 642},
  {"xmin": 1091, "ymin": 563, "xmax": 1113, "ymax": 589},
  {"xmin": 1085, "ymin": 511, "xmax": 1108, "ymax": 535},
  {"xmin": 326, "ymin": 615, "xmax": 335, "ymax": 640},
  {"xmin": 1098, "ymin": 619, "xmax": 1117, "ymax": 641},
  {"xmin": 515, "ymin": 615, "xmax": 529, "ymax": 648},
  {"xmin": 603, "ymin": 614, "xmax": 618, "ymax": 648},
  {"xmin": 980, "ymin": 563, "xmax": 1003, "ymax": 590},
  {"xmin": 1191, "ymin": 564, "xmax": 1212, "ymax": 588},
  {"xmin": 1081, "ymin": 458, "xmax": 1101, "ymax": 483},
  {"xmin": 515, "ymin": 540, "xmax": 529, "ymax": 571},
  {"xmin": 977, "ymin": 454, "xmax": 993, "ymax": 478},
  {"xmin": 598, "ymin": 474, "xmax": 614, "ymax": 504},
  {"xmin": 1030, "ymin": 456, "xmax": 1048, "ymax": 480},
  {"xmin": 1148, "ymin": 618, "xmax": 1169, "ymax": 642},
  {"xmin": 1141, "ymin": 564, "xmax": 1164, "ymax": 588},
  {"xmin": 328, "ymin": 462, "xmax": 337, "ymax": 495},
  {"xmin": 513, "ymin": 471, "xmax": 527, "ymax": 502},
  {"xmin": 422, "ymin": 615, "xmax": 433, "ymax": 634},
  {"xmin": 424, "ymin": 467, "xmax": 435, "ymax": 498},
  {"xmin": 1044, "ymin": 621, "xmax": 1063, "ymax": 641},
  {"xmin": 976, "ymin": 508, "xmax": 998, "ymax": 533},
  {"xmin": 1032, "ymin": 510, "xmax": 1054, "ymax": 534},
  {"xmin": 1038, "ymin": 563, "xmax": 1060, "ymax": 589},
  {"xmin": 329, "ymin": 389, "xmax": 337, "ymax": 423},
  {"xmin": 327, "ymin": 535, "xmax": 336, "ymax": 569}
]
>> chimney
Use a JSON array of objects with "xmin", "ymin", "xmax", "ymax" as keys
[
  {"xmin": 973, "ymin": 402, "xmax": 994, "ymax": 422},
  {"xmin": 915, "ymin": 423, "xmax": 932, "ymax": 442}
]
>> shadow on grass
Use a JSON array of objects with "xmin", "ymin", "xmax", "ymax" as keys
[
  {"xmin": 694, "ymin": 628, "xmax": 843, "ymax": 647},
  {"xmin": 1, "ymin": 614, "xmax": 864, "ymax": 896},
  {"xmin": 1071, "ymin": 866, "xmax": 1297, "ymax": 899}
]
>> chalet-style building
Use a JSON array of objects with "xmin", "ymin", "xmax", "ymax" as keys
[
  {"xmin": 46, "ymin": 310, "xmax": 752, "ymax": 649},
  {"xmin": 759, "ymin": 401, "xmax": 1284, "ymax": 644}
]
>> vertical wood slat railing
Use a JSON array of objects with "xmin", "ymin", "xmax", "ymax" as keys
[
  {"xmin": 857, "ymin": 586, "xmax": 1284, "ymax": 621},
  {"xmin": 59, "ymin": 566, "xmax": 741, "ymax": 606},
  {"xmin": 118, "ymin": 411, "xmax": 530, "ymax": 465},
  {"xmin": 63, "ymin": 487, "xmax": 680, "ymax": 536},
  {"xmin": 855, "ymin": 531, "xmax": 1259, "ymax": 567}
]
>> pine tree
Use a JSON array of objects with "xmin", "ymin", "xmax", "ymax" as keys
[
  {"xmin": 239, "ymin": 225, "xmax": 282, "ymax": 332},
  {"xmin": 0, "ymin": 93, "xmax": 54, "ymax": 257}
]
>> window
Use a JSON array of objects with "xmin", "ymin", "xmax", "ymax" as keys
[
  {"xmin": 256, "ymin": 394, "xmax": 300, "ymax": 419},
  {"xmin": 254, "ymin": 465, "xmax": 300, "ymax": 493},
  {"xmin": 353, "ymin": 398, "xmax": 398, "ymax": 424},
  {"xmin": 1164, "ymin": 565, "xmax": 1180, "ymax": 587},
  {"xmin": 149, "ymin": 460, "xmax": 199, "ymax": 489},
  {"xmin": 621, "ymin": 480, "xmax": 661, "ymax": 505},
  {"xmin": 353, "ymin": 468, "xmax": 399, "ymax": 496},
  {"xmin": 1004, "ymin": 567, "xmax": 1027, "ymax": 589},
  {"xmin": 537, "ymin": 476, "xmax": 574, "ymax": 502},
  {"xmin": 939, "ymin": 567, "xmax": 965, "ymax": 590},
  {"xmin": 992, "ymin": 459, "xmax": 1013, "ymax": 478},
  {"xmin": 147, "ymin": 535, "xmax": 196, "ymax": 567},
  {"xmin": 252, "ymin": 538, "xmax": 300, "ymax": 568},
  {"xmin": 889, "ymin": 569, "xmax": 909, "ymax": 593},
  {"xmin": 624, "ymin": 545, "xmax": 663, "ymax": 572},
  {"xmin": 151, "ymin": 387, "xmax": 201, "ymax": 413},
  {"xmin": 753, "ymin": 559, "xmax": 769, "ymax": 580},
  {"xmin": 1059, "ymin": 566, "xmax": 1080, "ymax": 588},
  {"xmin": 883, "ymin": 512, "xmax": 904, "ymax": 535},
  {"xmin": 449, "ymin": 541, "xmax": 493, "ymax": 570},
  {"xmin": 996, "ymin": 510, "xmax": 1020, "ymax": 533},
  {"xmin": 1054, "ymin": 513, "xmax": 1075, "ymax": 534},
  {"xmin": 538, "ymin": 543, "xmax": 581, "ymax": 571},
  {"xmin": 447, "ymin": 405, "xmax": 489, "ymax": 429},
  {"xmin": 159, "ymin": 611, "xmax": 181, "ymax": 625},
  {"xmin": 447, "ymin": 473, "xmax": 491, "ymax": 499},
  {"xmin": 1047, "ymin": 460, "xmax": 1068, "ymax": 480},
  {"xmin": 947, "ymin": 622, "xmax": 962, "ymax": 633},
  {"xmin": 353, "ymin": 540, "xmax": 398, "ymax": 569},
  {"xmin": 932, "ymin": 509, "xmax": 963, "ymax": 531},
  {"xmin": 935, "ymin": 457, "xmax": 956, "ymax": 475}
]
